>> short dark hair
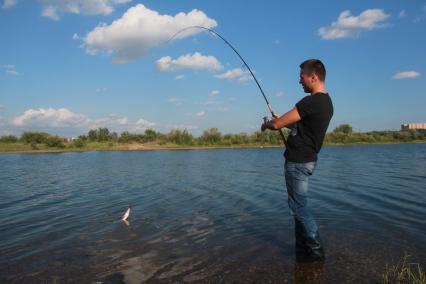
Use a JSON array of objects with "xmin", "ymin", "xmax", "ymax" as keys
[{"xmin": 300, "ymin": 59, "xmax": 326, "ymax": 81}]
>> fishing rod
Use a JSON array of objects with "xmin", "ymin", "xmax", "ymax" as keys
[{"xmin": 168, "ymin": 26, "xmax": 288, "ymax": 148}]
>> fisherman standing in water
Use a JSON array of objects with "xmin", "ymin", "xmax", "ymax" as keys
[{"xmin": 261, "ymin": 59, "xmax": 333, "ymax": 261}]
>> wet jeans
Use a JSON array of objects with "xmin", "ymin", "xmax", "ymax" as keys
[{"xmin": 284, "ymin": 160, "xmax": 318, "ymax": 238}]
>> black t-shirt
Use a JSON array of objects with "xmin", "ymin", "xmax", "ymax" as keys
[{"xmin": 284, "ymin": 93, "xmax": 333, "ymax": 163}]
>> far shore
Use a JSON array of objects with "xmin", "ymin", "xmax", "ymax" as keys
[{"xmin": 1, "ymin": 141, "xmax": 425, "ymax": 155}]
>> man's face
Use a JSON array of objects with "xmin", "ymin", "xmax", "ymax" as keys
[{"xmin": 299, "ymin": 69, "xmax": 313, "ymax": 93}]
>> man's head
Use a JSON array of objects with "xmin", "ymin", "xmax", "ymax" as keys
[{"xmin": 299, "ymin": 59, "xmax": 326, "ymax": 94}]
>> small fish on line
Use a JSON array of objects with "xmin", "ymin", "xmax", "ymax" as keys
[{"xmin": 122, "ymin": 207, "xmax": 131, "ymax": 221}]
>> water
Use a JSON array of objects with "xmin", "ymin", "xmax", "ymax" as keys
[{"xmin": 0, "ymin": 144, "xmax": 425, "ymax": 283}]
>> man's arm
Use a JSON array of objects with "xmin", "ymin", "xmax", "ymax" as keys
[{"xmin": 261, "ymin": 107, "xmax": 301, "ymax": 131}]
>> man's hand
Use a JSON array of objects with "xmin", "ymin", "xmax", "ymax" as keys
[{"xmin": 261, "ymin": 117, "xmax": 270, "ymax": 132}]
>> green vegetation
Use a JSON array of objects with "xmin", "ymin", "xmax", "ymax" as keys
[
  {"xmin": 382, "ymin": 255, "xmax": 425, "ymax": 284},
  {"xmin": 0, "ymin": 124, "xmax": 425, "ymax": 153}
]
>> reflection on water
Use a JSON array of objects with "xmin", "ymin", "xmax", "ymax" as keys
[{"xmin": 0, "ymin": 144, "xmax": 425, "ymax": 283}]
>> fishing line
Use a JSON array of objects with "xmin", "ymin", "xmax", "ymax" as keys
[{"xmin": 167, "ymin": 26, "xmax": 288, "ymax": 147}]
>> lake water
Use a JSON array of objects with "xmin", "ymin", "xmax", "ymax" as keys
[{"xmin": 1, "ymin": 144, "xmax": 425, "ymax": 283}]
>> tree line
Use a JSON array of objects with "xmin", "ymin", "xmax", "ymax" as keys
[{"xmin": 1, "ymin": 124, "xmax": 425, "ymax": 148}]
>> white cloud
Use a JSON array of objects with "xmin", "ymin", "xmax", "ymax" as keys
[
  {"xmin": 12, "ymin": 108, "xmax": 89, "ymax": 127},
  {"xmin": 10, "ymin": 107, "xmax": 155, "ymax": 133},
  {"xmin": 84, "ymin": 4, "xmax": 217, "ymax": 63},
  {"xmin": 202, "ymin": 98, "xmax": 223, "ymax": 106},
  {"xmin": 392, "ymin": 71, "xmax": 420, "ymax": 80},
  {"xmin": 134, "ymin": 118, "xmax": 155, "ymax": 128},
  {"xmin": 2, "ymin": 0, "xmax": 17, "ymax": 9},
  {"xmin": 96, "ymin": 87, "xmax": 108, "ymax": 92},
  {"xmin": 175, "ymin": 74, "xmax": 185, "ymax": 80},
  {"xmin": 6, "ymin": 70, "xmax": 19, "ymax": 75},
  {"xmin": 398, "ymin": 10, "xmax": 406, "ymax": 18},
  {"xmin": 211, "ymin": 107, "xmax": 228, "ymax": 112},
  {"xmin": 42, "ymin": 5, "xmax": 60, "ymax": 21},
  {"xmin": 318, "ymin": 9, "xmax": 390, "ymax": 40},
  {"xmin": 156, "ymin": 52, "xmax": 223, "ymax": 72},
  {"xmin": 215, "ymin": 67, "xmax": 252, "ymax": 83},
  {"xmin": 2, "ymin": 64, "xmax": 19, "ymax": 75},
  {"xmin": 166, "ymin": 97, "xmax": 182, "ymax": 106},
  {"xmin": 40, "ymin": 0, "xmax": 132, "ymax": 21},
  {"xmin": 195, "ymin": 111, "xmax": 205, "ymax": 117},
  {"xmin": 209, "ymin": 90, "xmax": 220, "ymax": 96},
  {"xmin": 72, "ymin": 33, "xmax": 80, "ymax": 40},
  {"xmin": 276, "ymin": 91, "xmax": 284, "ymax": 97}
]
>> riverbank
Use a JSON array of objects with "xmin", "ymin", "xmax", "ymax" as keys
[{"xmin": 1, "ymin": 141, "xmax": 426, "ymax": 154}]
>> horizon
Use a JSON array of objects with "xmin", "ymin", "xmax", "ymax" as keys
[{"xmin": 1, "ymin": 1, "xmax": 425, "ymax": 137}]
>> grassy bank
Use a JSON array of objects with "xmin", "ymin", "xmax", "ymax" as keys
[
  {"xmin": 1, "ymin": 124, "xmax": 425, "ymax": 154},
  {"xmin": 1, "ymin": 140, "xmax": 426, "ymax": 154}
]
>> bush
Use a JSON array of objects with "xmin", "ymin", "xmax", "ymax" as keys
[
  {"xmin": 46, "ymin": 136, "xmax": 65, "ymax": 148},
  {"xmin": 72, "ymin": 138, "xmax": 86, "ymax": 148},
  {"xmin": 167, "ymin": 129, "xmax": 194, "ymax": 145},
  {"xmin": 0, "ymin": 135, "xmax": 18, "ymax": 143}
]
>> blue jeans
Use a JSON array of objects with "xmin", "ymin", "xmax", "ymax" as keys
[{"xmin": 285, "ymin": 160, "xmax": 318, "ymax": 238}]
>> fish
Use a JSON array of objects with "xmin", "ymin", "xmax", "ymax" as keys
[{"xmin": 122, "ymin": 207, "xmax": 131, "ymax": 221}]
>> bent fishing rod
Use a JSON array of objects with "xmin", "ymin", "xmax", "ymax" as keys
[{"xmin": 168, "ymin": 26, "xmax": 288, "ymax": 148}]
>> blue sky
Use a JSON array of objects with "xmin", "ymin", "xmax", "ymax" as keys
[{"xmin": 1, "ymin": 0, "xmax": 425, "ymax": 137}]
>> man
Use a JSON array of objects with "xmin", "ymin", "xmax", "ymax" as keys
[{"xmin": 261, "ymin": 59, "xmax": 333, "ymax": 261}]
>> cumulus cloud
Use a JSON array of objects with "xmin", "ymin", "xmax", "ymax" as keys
[
  {"xmin": 276, "ymin": 91, "xmax": 284, "ymax": 97},
  {"xmin": 215, "ymin": 67, "xmax": 252, "ymax": 83},
  {"xmin": 209, "ymin": 90, "xmax": 220, "ymax": 96},
  {"xmin": 10, "ymin": 107, "xmax": 155, "ymax": 133},
  {"xmin": 40, "ymin": 0, "xmax": 132, "ymax": 21},
  {"xmin": 2, "ymin": 64, "xmax": 19, "ymax": 75},
  {"xmin": 398, "ymin": 10, "xmax": 406, "ymax": 18},
  {"xmin": 318, "ymin": 9, "xmax": 390, "ymax": 40},
  {"xmin": 2, "ymin": 0, "xmax": 17, "ymax": 9},
  {"xmin": 84, "ymin": 4, "xmax": 217, "ymax": 63},
  {"xmin": 12, "ymin": 108, "xmax": 89, "ymax": 127},
  {"xmin": 195, "ymin": 111, "xmax": 205, "ymax": 117},
  {"xmin": 392, "ymin": 71, "xmax": 420, "ymax": 80},
  {"xmin": 156, "ymin": 52, "xmax": 223, "ymax": 72},
  {"xmin": 175, "ymin": 74, "xmax": 185, "ymax": 80}
]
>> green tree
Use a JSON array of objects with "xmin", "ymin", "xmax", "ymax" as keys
[
  {"xmin": 201, "ymin": 128, "xmax": 222, "ymax": 144},
  {"xmin": 88, "ymin": 129, "xmax": 98, "ymax": 142},
  {"xmin": 20, "ymin": 132, "xmax": 50, "ymax": 144},
  {"xmin": 143, "ymin": 129, "xmax": 159, "ymax": 142},
  {"xmin": 333, "ymin": 124, "xmax": 353, "ymax": 134}
]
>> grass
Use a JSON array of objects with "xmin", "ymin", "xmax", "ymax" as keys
[{"xmin": 382, "ymin": 255, "xmax": 425, "ymax": 284}]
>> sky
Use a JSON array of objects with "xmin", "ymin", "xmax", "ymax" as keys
[{"xmin": 1, "ymin": 0, "xmax": 425, "ymax": 137}]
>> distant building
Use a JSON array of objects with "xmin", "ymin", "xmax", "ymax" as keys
[{"xmin": 401, "ymin": 123, "xmax": 426, "ymax": 130}]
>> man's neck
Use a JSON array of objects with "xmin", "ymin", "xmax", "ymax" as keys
[{"xmin": 310, "ymin": 84, "xmax": 327, "ymax": 95}]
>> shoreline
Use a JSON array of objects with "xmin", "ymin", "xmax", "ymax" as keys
[{"xmin": 1, "ymin": 141, "xmax": 425, "ymax": 154}]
